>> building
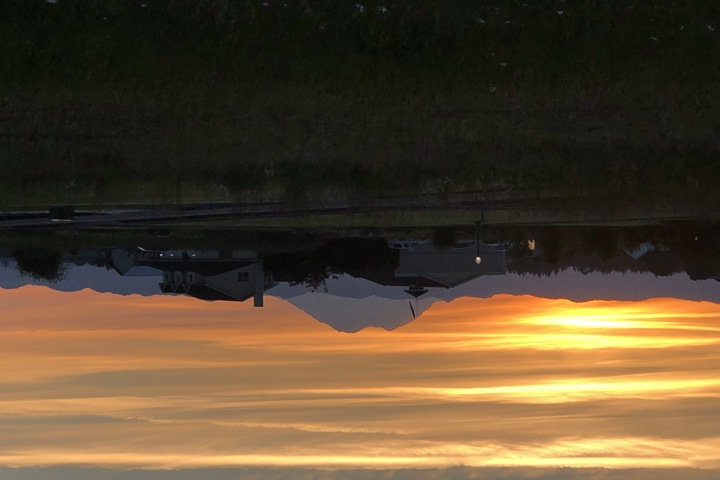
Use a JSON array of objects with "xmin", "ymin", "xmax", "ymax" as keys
[
  {"xmin": 109, "ymin": 248, "xmax": 276, "ymax": 306},
  {"xmin": 357, "ymin": 240, "xmax": 507, "ymax": 296}
]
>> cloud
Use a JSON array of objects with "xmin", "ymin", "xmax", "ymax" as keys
[
  {"xmin": 2, "ymin": 468, "xmax": 720, "ymax": 480},
  {"xmin": 2, "ymin": 288, "xmax": 720, "ymax": 471}
]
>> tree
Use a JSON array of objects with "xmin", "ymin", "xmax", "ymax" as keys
[{"xmin": 13, "ymin": 249, "xmax": 66, "ymax": 282}]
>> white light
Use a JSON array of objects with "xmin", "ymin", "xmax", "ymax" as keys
[{"xmin": 475, "ymin": 256, "xmax": 482, "ymax": 265}]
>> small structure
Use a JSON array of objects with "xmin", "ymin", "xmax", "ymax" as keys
[
  {"xmin": 624, "ymin": 242, "xmax": 656, "ymax": 260},
  {"xmin": 357, "ymin": 240, "xmax": 507, "ymax": 295},
  {"xmin": 49, "ymin": 206, "xmax": 74, "ymax": 222},
  {"xmin": 394, "ymin": 240, "xmax": 506, "ymax": 289},
  {"xmin": 109, "ymin": 248, "xmax": 275, "ymax": 306},
  {"xmin": 159, "ymin": 261, "xmax": 274, "ymax": 306}
]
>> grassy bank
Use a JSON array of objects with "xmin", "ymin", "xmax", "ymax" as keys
[{"xmin": 2, "ymin": 1, "xmax": 720, "ymax": 206}]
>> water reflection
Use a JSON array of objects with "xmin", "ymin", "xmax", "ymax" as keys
[{"xmin": 2, "ymin": 224, "xmax": 720, "ymax": 477}]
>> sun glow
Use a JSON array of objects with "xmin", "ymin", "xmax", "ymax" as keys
[
  {"xmin": 2, "ymin": 287, "xmax": 720, "ymax": 471},
  {"xmin": 519, "ymin": 305, "xmax": 720, "ymax": 330}
]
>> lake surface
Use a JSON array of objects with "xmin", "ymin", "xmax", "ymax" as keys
[{"xmin": 2, "ymin": 225, "xmax": 720, "ymax": 479}]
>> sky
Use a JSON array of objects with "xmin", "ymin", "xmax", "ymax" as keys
[{"xmin": 2, "ymin": 286, "xmax": 720, "ymax": 479}]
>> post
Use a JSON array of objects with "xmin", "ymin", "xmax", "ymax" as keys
[
  {"xmin": 475, "ymin": 220, "xmax": 482, "ymax": 265},
  {"xmin": 254, "ymin": 263, "xmax": 264, "ymax": 307}
]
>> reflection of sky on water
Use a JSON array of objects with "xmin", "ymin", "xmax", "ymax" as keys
[{"xmin": 2, "ymin": 287, "xmax": 720, "ymax": 479}]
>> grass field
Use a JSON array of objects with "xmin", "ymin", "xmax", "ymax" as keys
[{"xmin": 2, "ymin": 1, "xmax": 720, "ymax": 207}]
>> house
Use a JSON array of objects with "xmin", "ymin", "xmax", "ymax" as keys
[
  {"xmin": 158, "ymin": 261, "xmax": 275, "ymax": 306},
  {"xmin": 394, "ymin": 240, "xmax": 506, "ymax": 289},
  {"xmin": 356, "ymin": 240, "xmax": 507, "ymax": 296},
  {"xmin": 109, "ymin": 248, "xmax": 276, "ymax": 306},
  {"xmin": 108, "ymin": 249, "xmax": 163, "ymax": 277}
]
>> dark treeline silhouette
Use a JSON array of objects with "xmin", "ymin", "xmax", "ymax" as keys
[
  {"xmin": 503, "ymin": 223, "xmax": 720, "ymax": 280},
  {"xmin": 263, "ymin": 238, "xmax": 399, "ymax": 291},
  {"xmin": 6, "ymin": 222, "xmax": 720, "ymax": 288},
  {"xmin": 12, "ymin": 249, "xmax": 66, "ymax": 282},
  {"xmin": 253, "ymin": 224, "xmax": 720, "ymax": 287}
]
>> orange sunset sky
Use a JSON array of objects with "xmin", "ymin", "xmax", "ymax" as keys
[{"xmin": 2, "ymin": 285, "xmax": 720, "ymax": 476}]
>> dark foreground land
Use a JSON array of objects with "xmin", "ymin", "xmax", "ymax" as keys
[{"xmin": 2, "ymin": 1, "xmax": 720, "ymax": 208}]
